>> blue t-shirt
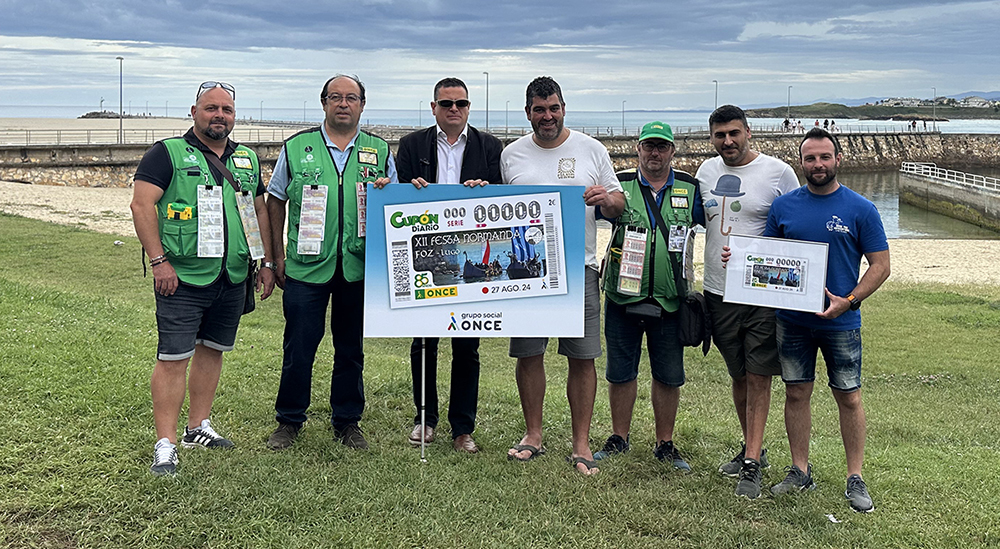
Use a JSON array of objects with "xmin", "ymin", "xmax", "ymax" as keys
[{"xmin": 764, "ymin": 184, "xmax": 888, "ymax": 330}]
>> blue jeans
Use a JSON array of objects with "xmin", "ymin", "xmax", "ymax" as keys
[
  {"xmin": 604, "ymin": 299, "xmax": 685, "ymax": 387},
  {"xmin": 776, "ymin": 318, "xmax": 862, "ymax": 392},
  {"xmin": 274, "ymin": 271, "xmax": 365, "ymax": 430}
]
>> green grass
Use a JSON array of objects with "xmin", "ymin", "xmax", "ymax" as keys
[{"xmin": 1, "ymin": 212, "xmax": 999, "ymax": 548}]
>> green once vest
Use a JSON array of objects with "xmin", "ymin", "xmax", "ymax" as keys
[
  {"xmin": 603, "ymin": 169, "xmax": 697, "ymax": 312},
  {"xmin": 282, "ymin": 128, "xmax": 389, "ymax": 283},
  {"xmin": 157, "ymin": 137, "xmax": 260, "ymax": 286}
]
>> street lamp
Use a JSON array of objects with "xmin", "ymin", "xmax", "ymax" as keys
[
  {"xmin": 621, "ymin": 100, "xmax": 626, "ymax": 135},
  {"xmin": 787, "ymin": 85, "xmax": 793, "ymax": 120},
  {"xmin": 713, "ymin": 80, "xmax": 718, "ymax": 109},
  {"xmin": 100, "ymin": 97, "xmax": 104, "ymax": 111},
  {"xmin": 505, "ymin": 100, "xmax": 510, "ymax": 137},
  {"xmin": 932, "ymin": 87, "xmax": 937, "ymax": 132},
  {"xmin": 259, "ymin": 101, "xmax": 263, "ymax": 121},
  {"xmin": 116, "ymin": 56, "xmax": 123, "ymax": 144},
  {"xmin": 483, "ymin": 71, "xmax": 489, "ymax": 131},
  {"xmin": 128, "ymin": 101, "xmax": 131, "ymax": 116}
]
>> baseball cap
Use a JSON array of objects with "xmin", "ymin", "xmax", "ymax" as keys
[{"xmin": 639, "ymin": 121, "xmax": 674, "ymax": 143}]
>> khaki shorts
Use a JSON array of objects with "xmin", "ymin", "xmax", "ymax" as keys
[
  {"xmin": 705, "ymin": 291, "xmax": 780, "ymax": 378},
  {"xmin": 509, "ymin": 268, "xmax": 602, "ymax": 360}
]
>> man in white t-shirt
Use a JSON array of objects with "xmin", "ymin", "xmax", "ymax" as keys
[
  {"xmin": 696, "ymin": 105, "xmax": 800, "ymax": 498},
  {"xmin": 501, "ymin": 76, "xmax": 624, "ymax": 475}
]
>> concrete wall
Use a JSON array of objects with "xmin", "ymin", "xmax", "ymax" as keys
[
  {"xmin": 2, "ymin": 132, "xmax": 999, "ymax": 188},
  {"xmin": 899, "ymin": 173, "xmax": 1000, "ymax": 232}
]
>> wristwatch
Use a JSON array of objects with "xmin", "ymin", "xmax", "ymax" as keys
[
  {"xmin": 263, "ymin": 261, "xmax": 277, "ymax": 272},
  {"xmin": 846, "ymin": 293, "xmax": 862, "ymax": 311}
]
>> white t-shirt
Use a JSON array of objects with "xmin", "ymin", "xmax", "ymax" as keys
[
  {"xmin": 501, "ymin": 130, "xmax": 622, "ymax": 269},
  {"xmin": 696, "ymin": 152, "xmax": 800, "ymax": 295}
]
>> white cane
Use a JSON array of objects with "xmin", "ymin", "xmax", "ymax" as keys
[{"xmin": 420, "ymin": 337, "xmax": 428, "ymax": 463}]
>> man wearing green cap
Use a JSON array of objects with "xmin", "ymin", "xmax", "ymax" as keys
[{"xmin": 593, "ymin": 121, "xmax": 704, "ymax": 470}]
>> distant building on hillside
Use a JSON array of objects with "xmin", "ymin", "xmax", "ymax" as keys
[
  {"xmin": 877, "ymin": 97, "xmax": 921, "ymax": 107},
  {"xmin": 959, "ymin": 96, "xmax": 991, "ymax": 108}
]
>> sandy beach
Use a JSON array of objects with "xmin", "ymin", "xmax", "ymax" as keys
[{"xmin": 2, "ymin": 179, "xmax": 996, "ymax": 285}]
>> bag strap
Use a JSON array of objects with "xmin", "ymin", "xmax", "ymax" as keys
[
  {"xmin": 204, "ymin": 151, "xmax": 242, "ymax": 194},
  {"xmin": 638, "ymin": 182, "xmax": 687, "ymax": 297}
]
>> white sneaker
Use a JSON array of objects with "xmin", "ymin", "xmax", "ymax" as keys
[{"xmin": 150, "ymin": 438, "xmax": 178, "ymax": 476}]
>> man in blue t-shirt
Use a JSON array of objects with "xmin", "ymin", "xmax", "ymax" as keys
[{"xmin": 761, "ymin": 128, "xmax": 890, "ymax": 513}]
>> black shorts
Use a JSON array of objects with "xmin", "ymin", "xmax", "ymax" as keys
[
  {"xmin": 705, "ymin": 291, "xmax": 781, "ymax": 378},
  {"xmin": 154, "ymin": 278, "xmax": 245, "ymax": 361}
]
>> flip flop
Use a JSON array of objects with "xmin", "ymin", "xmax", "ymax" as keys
[
  {"xmin": 507, "ymin": 444, "xmax": 545, "ymax": 462},
  {"xmin": 568, "ymin": 455, "xmax": 600, "ymax": 475}
]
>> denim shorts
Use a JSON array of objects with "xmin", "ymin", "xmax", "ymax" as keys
[
  {"xmin": 776, "ymin": 318, "xmax": 862, "ymax": 392},
  {"xmin": 154, "ymin": 278, "xmax": 245, "ymax": 361},
  {"xmin": 509, "ymin": 268, "xmax": 602, "ymax": 360},
  {"xmin": 604, "ymin": 299, "xmax": 684, "ymax": 387}
]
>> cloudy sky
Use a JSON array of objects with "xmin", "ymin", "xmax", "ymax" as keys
[{"xmin": 2, "ymin": 0, "xmax": 998, "ymax": 114}]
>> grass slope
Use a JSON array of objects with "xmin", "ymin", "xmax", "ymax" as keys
[{"xmin": 1, "ymin": 213, "xmax": 999, "ymax": 548}]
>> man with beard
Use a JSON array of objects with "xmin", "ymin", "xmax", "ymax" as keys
[
  {"xmin": 592, "ymin": 122, "xmax": 705, "ymax": 471},
  {"xmin": 732, "ymin": 127, "xmax": 890, "ymax": 512},
  {"xmin": 132, "ymin": 81, "xmax": 276, "ymax": 476},
  {"xmin": 265, "ymin": 74, "xmax": 396, "ymax": 451},
  {"xmin": 396, "ymin": 77, "xmax": 502, "ymax": 453},
  {"xmin": 500, "ymin": 76, "xmax": 624, "ymax": 475},
  {"xmin": 696, "ymin": 105, "xmax": 800, "ymax": 498}
]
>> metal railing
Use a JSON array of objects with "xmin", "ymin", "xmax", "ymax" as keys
[
  {"xmin": 0, "ymin": 123, "xmax": 948, "ymax": 146},
  {"xmin": 900, "ymin": 161, "xmax": 1000, "ymax": 192},
  {"xmin": 0, "ymin": 127, "xmax": 303, "ymax": 146}
]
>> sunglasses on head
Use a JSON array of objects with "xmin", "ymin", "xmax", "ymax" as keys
[
  {"xmin": 435, "ymin": 99, "xmax": 470, "ymax": 109},
  {"xmin": 197, "ymin": 81, "xmax": 236, "ymax": 100}
]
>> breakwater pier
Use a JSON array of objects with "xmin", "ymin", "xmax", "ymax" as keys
[{"xmin": 2, "ymin": 131, "xmax": 1000, "ymax": 188}]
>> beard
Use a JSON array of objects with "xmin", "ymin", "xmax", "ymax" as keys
[
  {"xmin": 805, "ymin": 168, "xmax": 836, "ymax": 187},
  {"xmin": 201, "ymin": 119, "xmax": 232, "ymax": 140},
  {"xmin": 532, "ymin": 117, "xmax": 564, "ymax": 142}
]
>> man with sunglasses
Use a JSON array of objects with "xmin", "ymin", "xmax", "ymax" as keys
[
  {"xmin": 395, "ymin": 77, "xmax": 503, "ymax": 454},
  {"xmin": 132, "ymin": 81, "xmax": 276, "ymax": 476},
  {"xmin": 265, "ymin": 74, "xmax": 397, "ymax": 451},
  {"xmin": 593, "ymin": 122, "xmax": 704, "ymax": 472}
]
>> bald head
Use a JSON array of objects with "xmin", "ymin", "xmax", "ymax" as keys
[{"xmin": 191, "ymin": 87, "xmax": 235, "ymax": 142}]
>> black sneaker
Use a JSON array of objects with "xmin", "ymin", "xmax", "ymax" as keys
[
  {"xmin": 653, "ymin": 440, "xmax": 691, "ymax": 472},
  {"xmin": 267, "ymin": 423, "xmax": 300, "ymax": 450},
  {"xmin": 735, "ymin": 459, "xmax": 762, "ymax": 499},
  {"xmin": 337, "ymin": 424, "xmax": 369, "ymax": 450},
  {"xmin": 182, "ymin": 419, "xmax": 235, "ymax": 449},
  {"xmin": 719, "ymin": 444, "xmax": 769, "ymax": 477},
  {"xmin": 845, "ymin": 474, "xmax": 875, "ymax": 513},
  {"xmin": 150, "ymin": 439, "xmax": 178, "ymax": 477},
  {"xmin": 593, "ymin": 434, "xmax": 630, "ymax": 461},
  {"xmin": 770, "ymin": 464, "xmax": 816, "ymax": 495}
]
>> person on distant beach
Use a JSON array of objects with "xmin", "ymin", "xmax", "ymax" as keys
[
  {"xmin": 726, "ymin": 127, "xmax": 891, "ymax": 513},
  {"xmin": 264, "ymin": 74, "xmax": 397, "ymax": 452},
  {"xmin": 696, "ymin": 105, "xmax": 800, "ymax": 499},
  {"xmin": 131, "ymin": 81, "xmax": 276, "ymax": 476},
  {"xmin": 395, "ymin": 77, "xmax": 502, "ymax": 454},
  {"xmin": 591, "ymin": 121, "xmax": 705, "ymax": 472},
  {"xmin": 501, "ymin": 76, "xmax": 625, "ymax": 475}
]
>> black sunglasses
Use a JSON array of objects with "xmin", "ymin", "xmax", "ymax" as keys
[
  {"xmin": 435, "ymin": 99, "xmax": 470, "ymax": 109},
  {"xmin": 197, "ymin": 81, "xmax": 236, "ymax": 100}
]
